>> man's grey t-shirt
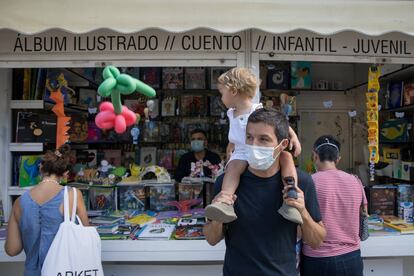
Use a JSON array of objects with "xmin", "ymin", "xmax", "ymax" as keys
[{"xmin": 214, "ymin": 169, "xmax": 322, "ymax": 276}]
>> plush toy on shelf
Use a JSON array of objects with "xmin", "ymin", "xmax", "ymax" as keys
[{"xmin": 95, "ymin": 66, "xmax": 156, "ymax": 134}]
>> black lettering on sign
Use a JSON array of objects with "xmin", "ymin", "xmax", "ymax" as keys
[
  {"xmin": 353, "ymin": 39, "xmax": 412, "ymax": 55},
  {"xmin": 272, "ymin": 36, "xmax": 336, "ymax": 53}
]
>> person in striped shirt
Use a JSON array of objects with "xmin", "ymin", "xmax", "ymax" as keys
[{"xmin": 301, "ymin": 135, "xmax": 367, "ymax": 276}]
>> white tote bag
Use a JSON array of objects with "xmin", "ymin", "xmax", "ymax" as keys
[{"xmin": 42, "ymin": 186, "xmax": 104, "ymax": 276}]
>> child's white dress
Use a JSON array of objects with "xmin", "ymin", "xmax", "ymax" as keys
[{"xmin": 227, "ymin": 103, "xmax": 263, "ymax": 162}]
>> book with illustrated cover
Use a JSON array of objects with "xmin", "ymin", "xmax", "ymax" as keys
[
  {"xmin": 267, "ymin": 63, "xmax": 290, "ymax": 90},
  {"xmin": 126, "ymin": 213, "xmax": 156, "ymax": 227},
  {"xmin": 69, "ymin": 115, "xmax": 88, "ymax": 143},
  {"xmin": 291, "ymin": 61, "xmax": 311, "ymax": 89},
  {"xmin": 180, "ymin": 95, "xmax": 207, "ymax": 116},
  {"xmin": 19, "ymin": 155, "xmax": 43, "ymax": 187},
  {"xmin": 78, "ymin": 88, "xmax": 97, "ymax": 108},
  {"xmin": 161, "ymin": 97, "xmax": 176, "ymax": 117},
  {"xmin": 89, "ymin": 186, "xmax": 116, "ymax": 211},
  {"xmin": 159, "ymin": 123, "xmax": 171, "ymax": 140},
  {"xmin": 43, "ymin": 69, "xmax": 74, "ymax": 104},
  {"xmin": 16, "ymin": 112, "xmax": 56, "ymax": 143},
  {"xmin": 138, "ymin": 223, "xmax": 175, "ymax": 240},
  {"xmin": 174, "ymin": 225, "xmax": 205, "ymax": 240},
  {"xmin": 97, "ymin": 223, "xmax": 119, "ymax": 234},
  {"xmin": 140, "ymin": 67, "xmax": 161, "ymax": 89},
  {"xmin": 118, "ymin": 185, "xmax": 146, "ymax": 211},
  {"xmin": 162, "ymin": 67, "xmax": 183, "ymax": 90},
  {"xmin": 124, "ymin": 99, "xmax": 147, "ymax": 116},
  {"xmin": 104, "ymin": 149, "xmax": 122, "ymax": 167},
  {"xmin": 140, "ymin": 147, "xmax": 157, "ymax": 167},
  {"xmin": 90, "ymin": 215, "xmax": 123, "ymax": 225},
  {"xmin": 387, "ymin": 81, "xmax": 404, "ymax": 109},
  {"xmin": 148, "ymin": 183, "xmax": 176, "ymax": 211},
  {"xmin": 87, "ymin": 121, "xmax": 101, "ymax": 143},
  {"xmin": 142, "ymin": 121, "xmax": 160, "ymax": 142},
  {"xmin": 178, "ymin": 182, "xmax": 203, "ymax": 202},
  {"xmin": 185, "ymin": 67, "xmax": 206, "ymax": 89},
  {"xmin": 209, "ymin": 95, "xmax": 226, "ymax": 116},
  {"xmin": 384, "ymin": 222, "xmax": 414, "ymax": 234},
  {"xmin": 157, "ymin": 149, "xmax": 173, "ymax": 170},
  {"xmin": 403, "ymin": 82, "xmax": 414, "ymax": 106},
  {"xmin": 122, "ymin": 151, "xmax": 137, "ymax": 168}
]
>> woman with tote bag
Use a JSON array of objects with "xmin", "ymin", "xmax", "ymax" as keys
[{"xmin": 5, "ymin": 145, "xmax": 91, "ymax": 276}]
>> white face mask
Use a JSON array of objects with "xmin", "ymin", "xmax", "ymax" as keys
[{"xmin": 246, "ymin": 142, "xmax": 284, "ymax": 171}]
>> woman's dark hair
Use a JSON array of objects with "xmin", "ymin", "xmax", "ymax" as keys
[
  {"xmin": 313, "ymin": 135, "xmax": 341, "ymax": 162},
  {"xmin": 40, "ymin": 144, "xmax": 72, "ymax": 177}
]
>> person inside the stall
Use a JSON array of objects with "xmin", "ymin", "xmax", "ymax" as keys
[
  {"xmin": 204, "ymin": 108, "xmax": 325, "ymax": 276},
  {"xmin": 174, "ymin": 128, "xmax": 222, "ymax": 182}
]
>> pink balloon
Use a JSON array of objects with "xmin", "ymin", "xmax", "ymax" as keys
[
  {"xmin": 114, "ymin": 114, "xmax": 126, "ymax": 133},
  {"xmin": 121, "ymin": 106, "xmax": 137, "ymax": 126},
  {"xmin": 95, "ymin": 110, "xmax": 116, "ymax": 129},
  {"xmin": 99, "ymin": 101, "xmax": 114, "ymax": 112}
]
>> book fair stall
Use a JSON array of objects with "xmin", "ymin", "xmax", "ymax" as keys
[{"xmin": 0, "ymin": 1, "xmax": 414, "ymax": 275}]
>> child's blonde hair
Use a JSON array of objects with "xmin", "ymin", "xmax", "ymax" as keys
[{"xmin": 217, "ymin": 68, "xmax": 258, "ymax": 99}]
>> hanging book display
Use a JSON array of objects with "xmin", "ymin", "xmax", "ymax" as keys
[
  {"xmin": 162, "ymin": 67, "xmax": 183, "ymax": 90},
  {"xmin": 366, "ymin": 65, "xmax": 381, "ymax": 181},
  {"xmin": 140, "ymin": 67, "xmax": 161, "ymax": 89},
  {"xmin": 185, "ymin": 67, "xmax": 206, "ymax": 89}
]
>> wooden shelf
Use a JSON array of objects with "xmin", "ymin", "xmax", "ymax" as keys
[
  {"xmin": 9, "ymin": 143, "xmax": 43, "ymax": 152},
  {"xmin": 10, "ymin": 100, "xmax": 44, "ymax": 109}
]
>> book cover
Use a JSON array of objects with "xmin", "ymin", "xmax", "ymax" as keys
[
  {"xmin": 148, "ymin": 183, "xmax": 176, "ymax": 211},
  {"xmin": 76, "ymin": 150, "xmax": 97, "ymax": 167},
  {"xmin": 104, "ymin": 149, "xmax": 122, "ymax": 167},
  {"xmin": 210, "ymin": 67, "xmax": 228, "ymax": 90},
  {"xmin": 387, "ymin": 81, "xmax": 404, "ymax": 109},
  {"xmin": 87, "ymin": 121, "xmax": 102, "ymax": 143},
  {"xmin": 138, "ymin": 223, "xmax": 175, "ymax": 240},
  {"xmin": 162, "ymin": 67, "xmax": 183, "ymax": 90},
  {"xmin": 19, "ymin": 155, "xmax": 43, "ymax": 187},
  {"xmin": 126, "ymin": 213, "xmax": 156, "ymax": 227},
  {"xmin": 118, "ymin": 185, "xmax": 146, "ymax": 211},
  {"xmin": 185, "ymin": 67, "xmax": 206, "ymax": 89},
  {"xmin": 78, "ymin": 88, "xmax": 97, "ymax": 108},
  {"xmin": 139, "ymin": 67, "xmax": 161, "ymax": 89},
  {"xmin": 178, "ymin": 182, "xmax": 203, "ymax": 202},
  {"xmin": 140, "ymin": 147, "xmax": 157, "ymax": 166},
  {"xmin": 403, "ymin": 82, "xmax": 414, "ymax": 106},
  {"xmin": 174, "ymin": 225, "xmax": 205, "ymax": 240},
  {"xmin": 43, "ymin": 69, "xmax": 74, "ymax": 104},
  {"xmin": 161, "ymin": 97, "xmax": 176, "ymax": 116},
  {"xmin": 16, "ymin": 112, "xmax": 57, "ymax": 143},
  {"xmin": 368, "ymin": 186, "xmax": 397, "ymax": 215},
  {"xmin": 97, "ymin": 223, "xmax": 119, "ymax": 234},
  {"xmin": 384, "ymin": 222, "xmax": 414, "ymax": 234},
  {"xmin": 124, "ymin": 99, "xmax": 147, "ymax": 116},
  {"xmin": 180, "ymin": 95, "xmax": 207, "ymax": 116},
  {"xmin": 267, "ymin": 63, "xmax": 290, "ymax": 90},
  {"xmin": 122, "ymin": 151, "xmax": 137, "ymax": 168},
  {"xmin": 157, "ymin": 149, "xmax": 173, "ymax": 170},
  {"xmin": 69, "ymin": 115, "xmax": 88, "ymax": 143},
  {"xmin": 380, "ymin": 119, "xmax": 409, "ymax": 143},
  {"xmin": 142, "ymin": 121, "xmax": 160, "ymax": 142},
  {"xmin": 291, "ymin": 61, "xmax": 311, "ymax": 89},
  {"xmin": 209, "ymin": 95, "xmax": 226, "ymax": 116},
  {"xmin": 90, "ymin": 215, "xmax": 123, "ymax": 225},
  {"xmin": 89, "ymin": 186, "xmax": 116, "ymax": 211}
]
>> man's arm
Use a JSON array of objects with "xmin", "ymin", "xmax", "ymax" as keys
[
  {"xmin": 203, "ymin": 220, "xmax": 224, "ymax": 246},
  {"xmin": 284, "ymin": 185, "xmax": 326, "ymax": 249}
]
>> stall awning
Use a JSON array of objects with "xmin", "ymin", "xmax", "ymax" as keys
[{"xmin": 1, "ymin": 0, "xmax": 414, "ymax": 35}]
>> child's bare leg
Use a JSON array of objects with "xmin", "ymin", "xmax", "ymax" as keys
[
  {"xmin": 278, "ymin": 151, "xmax": 303, "ymax": 224},
  {"xmin": 205, "ymin": 160, "xmax": 247, "ymax": 223}
]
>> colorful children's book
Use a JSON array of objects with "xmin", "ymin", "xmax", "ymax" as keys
[
  {"xmin": 139, "ymin": 67, "xmax": 161, "ymax": 89},
  {"xmin": 104, "ymin": 149, "xmax": 122, "ymax": 167},
  {"xmin": 140, "ymin": 147, "xmax": 157, "ymax": 167},
  {"xmin": 403, "ymin": 82, "xmax": 414, "ymax": 106},
  {"xmin": 89, "ymin": 186, "xmax": 116, "ymax": 211},
  {"xmin": 162, "ymin": 67, "xmax": 183, "ymax": 90},
  {"xmin": 118, "ymin": 185, "xmax": 146, "ymax": 211},
  {"xmin": 138, "ymin": 223, "xmax": 175, "ymax": 240},
  {"xmin": 78, "ymin": 88, "xmax": 97, "ymax": 108},
  {"xmin": 161, "ymin": 97, "xmax": 176, "ymax": 116},
  {"xmin": 157, "ymin": 149, "xmax": 173, "ymax": 170},
  {"xmin": 174, "ymin": 225, "xmax": 205, "ymax": 240},
  {"xmin": 19, "ymin": 155, "xmax": 43, "ymax": 187},
  {"xmin": 185, "ymin": 67, "xmax": 206, "ymax": 89},
  {"xmin": 43, "ymin": 69, "xmax": 74, "ymax": 104},
  {"xmin": 180, "ymin": 95, "xmax": 207, "ymax": 116},
  {"xmin": 126, "ymin": 213, "xmax": 156, "ymax": 227},
  {"xmin": 142, "ymin": 121, "xmax": 160, "ymax": 142},
  {"xmin": 291, "ymin": 61, "xmax": 311, "ymax": 89},
  {"xmin": 267, "ymin": 63, "xmax": 290, "ymax": 90},
  {"xmin": 384, "ymin": 222, "xmax": 414, "ymax": 234},
  {"xmin": 87, "ymin": 121, "xmax": 102, "ymax": 143},
  {"xmin": 69, "ymin": 115, "xmax": 88, "ymax": 143},
  {"xmin": 148, "ymin": 183, "xmax": 176, "ymax": 211},
  {"xmin": 16, "ymin": 112, "xmax": 56, "ymax": 143}
]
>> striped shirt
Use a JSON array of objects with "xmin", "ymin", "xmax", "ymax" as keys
[{"xmin": 303, "ymin": 169, "xmax": 367, "ymax": 257}]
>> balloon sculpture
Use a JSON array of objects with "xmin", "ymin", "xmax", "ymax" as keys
[{"xmin": 95, "ymin": 66, "xmax": 156, "ymax": 134}]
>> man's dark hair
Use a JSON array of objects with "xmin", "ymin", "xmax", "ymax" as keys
[
  {"xmin": 190, "ymin": 128, "xmax": 207, "ymax": 139},
  {"xmin": 313, "ymin": 135, "xmax": 341, "ymax": 162},
  {"xmin": 247, "ymin": 107, "xmax": 289, "ymax": 142}
]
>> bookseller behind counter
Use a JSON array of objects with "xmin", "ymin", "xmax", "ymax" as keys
[{"xmin": 174, "ymin": 129, "xmax": 222, "ymax": 182}]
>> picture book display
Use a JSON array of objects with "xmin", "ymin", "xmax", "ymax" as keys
[
  {"xmin": 87, "ymin": 121, "xmax": 102, "ymax": 143},
  {"xmin": 157, "ymin": 149, "xmax": 173, "ymax": 170},
  {"xmin": 126, "ymin": 213, "xmax": 156, "ymax": 227},
  {"xmin": 174, "ymin": 225, "xmax": 205, "ymax": 240},
  {"xmin": 162, "ymin": 67, "xmax": 183, "ymax": 90},
  {"xmin": 104, "ymin": 149, "xmax": 122, "ymax": 167},
  {"xmin": 180, "ymin": 95, "xmax": 207, "ymax": 116},
  {"xmin": 69, "ymin": 115, "xmax": 88, "ymax": 143},
  {"xmin": 43, "ymin": 69, "xmax": 75, "ymax": 105},
  {"xmin": 291, "ymin": 61, "xmax": 311, "ymax": 89},
  {"xmin": 140, "ymin": 147, "xmax": 157, "ymax": 167},
  {"xmin": 19, "ymin": 155, "xmax": 43, "ymax": 187},
  {"xmin": 267, "ymin": 63, "xmax": 290, "ymax": 90},
  {"xmin": 161, "ymin": 97, "xmax": 176, "ymax": 116},
  {"xmin": 178, "ymin": 182, "xmax": 203, "ymax": 202},
  {"xmin": 148, "ymin": 183, "xmax": 176, "ymax": 211},
  {"xmin": 89, "ymin": 186, "xmax": 116, "ymax": 211},
  {"xmin": 78, "ymin": 88, "xmax": 97, "ymax": 108},
  {"xmin": 185, "ymin": 67, "xmax": 206, "ymax": 89}
]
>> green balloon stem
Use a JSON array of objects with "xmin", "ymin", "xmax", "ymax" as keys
[{"xmin": 112, "ymin": 90, "xmax": 122, "ymax": 114}]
